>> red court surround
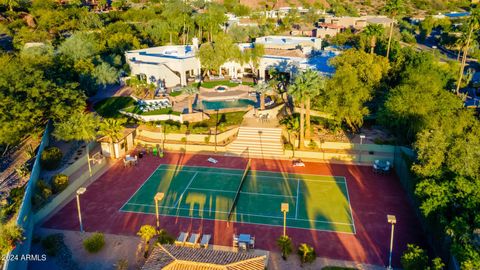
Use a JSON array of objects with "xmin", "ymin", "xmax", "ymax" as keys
[{"xmin": 42, "ymin": 152, "xmax": 425, "ymax": 267}]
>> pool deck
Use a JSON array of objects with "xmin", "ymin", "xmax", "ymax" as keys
[{"xmin": 200, "ymin": 85, "xmax": 253, "ymax": 101}]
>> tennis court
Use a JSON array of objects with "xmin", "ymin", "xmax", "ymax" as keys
[{"xmin": 120, "ymin": 164, "xmax": 355, "ymax": 233}]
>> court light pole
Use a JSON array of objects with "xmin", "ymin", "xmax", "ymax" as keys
[
  {"xmin": 215, "ymin": 109, "xmax": 219, "ymax": 153},
  {"xmin": 359, "ymin": 134, "xmax": 366, "ymax": 163},
  {"xmin": 387, "ymin": 215, "xmax": 397, "ymax": 270},
  {"xmin": 281, "ymin": 203, "xmax": 289, "ymax": 237},
  {"xmin": 76, "ymin": 187, "xmax": 87, "ymax": 233},
  {"xmin": 154, "ymin": 192, "xmax": 165, "ymax": 230}
]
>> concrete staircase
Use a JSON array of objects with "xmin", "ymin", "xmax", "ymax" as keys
[{"xmin": 227, "ymin": 127, "xmax": 284, "ymax": 158}]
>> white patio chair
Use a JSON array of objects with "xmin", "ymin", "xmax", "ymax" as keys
[
  {"xmin": 175, "ymin": 232, "xmax": 189, "ymax": 246},
  {"xmin": 200, "ymin": 234, "xmax": 211, "ymax": 248},
  {"xmin": 186, "ymin": 233, "xmax": 200, "ymax": 247}
]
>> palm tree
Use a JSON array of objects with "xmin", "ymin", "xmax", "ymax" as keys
[
  {"xmin": 254, "ymin": 82, "xmax": 272, "ymax": 110},
  {"xmin": 137, "ymin": 225, "xmax": 156, "ymax": 257},
  {"xmin": 455, "ymin": 8, "xmax": 480, "ymax": 95},
  {"xmin": 297, "ymin": 243, "xmax": 316, "ymax": 266},
  {"xmin": 98, "ymin": 118, "xmax": 125, "ymax": 144},
  {"xmin": 289, "ymin": 83, "xmax": 306, "ymax": 150},
  {"xmin": 289, "ymin": 70, "xmax": 322, "ymax": 146},
  {"xmin": 277, "ymin": 235, "xmax": 293, "ymax": 260},
  {"xmin": 98, "ymin": 118, "xmax": 126, "ymax": 158},
  {"xmin": 303, "ymin": 70, "xmax": 325, "ymax": 140},
  {"xmin": 183, "ymin": 85, "xmax": 199, "ymax": 114},
  {"xmin": 52, "ymin": 112, "xmax": 99, "ymax": 176},
  {"xmin": 364, "ymin": 24, "xmax": 384, "ymax": 54},
  {"xmin": 384, "ymin": 0, "xmax": 403, "ymax": 59},
  {"xmin": 280, "ymin": 116, "xmax": 300, "ymax": 157},
  {"xmin": 455, "ymin": 33, "xmax": 468, "ymax": 62}
]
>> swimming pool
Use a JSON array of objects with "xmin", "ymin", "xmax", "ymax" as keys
[{"xmin": 195, "ymin": 99, "xmax": 258, "ymax": 110}]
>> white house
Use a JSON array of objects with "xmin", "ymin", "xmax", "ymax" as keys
[
  {"xmin": 125, "ymin": 36, "xmax": 336, "ymax": 88},
  {"xmin": 125, "ymin": 39, "xmax": 201, "ymax": 88}
]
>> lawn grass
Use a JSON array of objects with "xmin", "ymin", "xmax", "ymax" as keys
[
  {"xmin": 123, "ymin": 106, "xmax": 181, "ymax": 116},
  {"xmin": 169, "ymin": 90, "xmax": 183, "ymax": 97},
  {"xmin": 159, "ymin": 111, "xmax": 246, "ymax": 134},
  {"xmin": 193, "ymin": 81, "xmax": 240, "ymax": 88},
  {"xmin": 93, "ymin": 97, "xmax": 136, "ymax": 118}
]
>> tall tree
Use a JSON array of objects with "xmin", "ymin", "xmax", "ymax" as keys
[
  {"xmin": 183, "ymin": 85, "xmax": 199, "ymax": 114},
  {"xmin": 289, "ymin": 71, "xmax": 312, "ymax": 150},
  {"xmin": 52, "ymin": 112, "xmax": 99, "ymax": 176},
  {"xmin": 363, "ymin": 24, "xmax": 384, "ymax": 54},
  {"xmin": 323, "ymin": 50, "xmax": 389, "ymax": 131},
  {"xmin": 304, "ymin": 70, "xmax": 325, "ymax": 140},
  {"xmin": 280, "ymin": 116, "xmax": 300, "ymax": 156},
  {"xmin": 98, "ymin": 118, "xmax": 125, "ymax": 144},
  {"xmin": 254, "ymin": 82, "xmax": 272, "ymax": 110},
  {"xmin": 0, "ymin": 0, "xmax": 20, "ymax": 11},
  {"xmin": 384, "ymin": 0, "xmax": 403, "ymax": 59},
  {"xmin": 455, "ymin": 8, "xmax": 480, "ymax": 95}
]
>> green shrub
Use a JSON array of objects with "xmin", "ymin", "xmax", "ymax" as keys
[
  {"xmin": 36, "ymin": 180, "xmax": 52, "ymax": 201},
  {"xmin": 42, "ymin": 234, "xmax": 63, "ymax": 256},
  {"xmin": 277, "ymin": 235, "xmax": 293, "ymax": 260},
  {"xmin": 52, "ymin": 174, "xmax": 69, "ymax": 194},
  {"xmin": 83, "ymin": 232, "xmax": 105, "ymax": 253},
  {"xmin": 40, "ymin": 147, "xmax": 63, "ymax": 170},
  {"xmin": 298, "ymin": 243, "xmax": 316, "ymax": 265},
  {"xmin": 0, "ymin": 222, "xmax": 24, "ymax": 257},
  {"xmin": 401, "ymin": 244, "xmax": 440, "ymax": 270},
  {"xmin": 115, "ymin": 259, "xmax": 128, "ymax": 270},
  {"xmin": 156, "ymin": 229, "xmax": 175, "ymax": 245},
  {"xmin": 308, "ymin": 140, "xmax": 318, "ymax": 150}
]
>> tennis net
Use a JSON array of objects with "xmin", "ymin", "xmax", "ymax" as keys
[{"xmin": 227, "ymin": 159, "xmax": 251, "ymax": 221}]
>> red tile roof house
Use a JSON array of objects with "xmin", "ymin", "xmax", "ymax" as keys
[{"xmin": 142, "ymin": 244, "xmax": 268, "ymax": 270}]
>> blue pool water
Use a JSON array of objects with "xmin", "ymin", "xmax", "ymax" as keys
[{"xmin": 195, "ymin": 99, "xmax": 258, "ymax": 110}]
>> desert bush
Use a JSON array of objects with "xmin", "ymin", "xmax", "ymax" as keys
[
  {"xmin": 52, "ymin": 174, "xmax": 69, "ymax": 194},
  {"xmin": 277, "ymin": 235, "xmax": 293, "ymax": 260},
  {"xmin": 0, "ymin": 221, "xmax": 24, "ymax": 258},
  {"xmin": 115, "ymin": 259, "xmax": 128, "ymax": 270},
  {"xmin": 40, "ymin": 147, "xmax": 63, "ymax": 170},
  {"xmin": 157, "ymin": 229, "xmax": 175, "ymax": 245},
  {"xmin": 42, "ymin": 234, "xmax": 63, "ymax": 256},
  {"xmin": 83, "ymin": 232, "xmax": 105, "ymax": 253},
  {"xmin": 298, "ymin": 243, "xmax": 316, "ymax": 266}
]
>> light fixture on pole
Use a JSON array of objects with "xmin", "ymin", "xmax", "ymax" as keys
[
  {"xmin": 281, "ymin": 203, "xmax": 289, "ymax": 237},
  {"xmin": 387, "ymin": 214, "xmax": 397, "ymax": 270},
  {"xmin": 76, "ymin": 187, "xmax": 87, "ymax": 233},
  {"xmin": 359, "ymin": 134, "xmax": 366, "ymax": 163},
  {"xmin": 154, "ymin": 192, "xmax": 165, "ymax": 230}
]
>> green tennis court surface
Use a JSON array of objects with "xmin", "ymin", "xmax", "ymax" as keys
[{"xmin": 120, "ymin": 164, "xmax": 355, "ymax": 233}]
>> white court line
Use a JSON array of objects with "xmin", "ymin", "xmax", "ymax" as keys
[
  {"xmin": 155, "ymin": 168, "xmax": 346, "ymax": 184},
  {"xmin": 120, "ymin": 208, "xmax": 356, "ymax": 235},
  {"xmin": 343, "ymin": 177, "xmax": 357, "ymax": 235},
  {"xmin": 157, "ymin": 164, "xmax": 350, "ymax": 179},
  {"xmin": 119, "ymin": 165, "xmax": 168, "ymax": 211},
  {"xmin": 123, "ymin": 202, "xmax": 354, "ymax": 226},
  {"xmin": 295, "ymin": 178, "xmax": 300, "ymax": 219},
  {"xmin": 173, "ymin": 172, "xmax": 199, "ymax": 208},
  {"xmin": 187, "ymin": 187, "xmax": 296, "ymax": 198}
]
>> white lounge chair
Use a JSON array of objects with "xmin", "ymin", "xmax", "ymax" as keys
[
  {"xmin": 207, "ymin": 157, "xmax": 218, "ymax": 164},
  {"xmin": 175, "ymin": 232, "xmax": 189, "ymax": 246},
  {"xmin": 186, "ymin": 233, "xmax": 200, "ymax": 247},
  {"xmin": 200, "ymin": 234, "xmax": 211, "ymax": 248}
]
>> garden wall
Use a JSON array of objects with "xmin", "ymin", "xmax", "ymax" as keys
[
  {"xmin": 3, "ymin": 122, "xmax": 52, "ymax": 270},
  {"xmin": 137, "ymin": 128, "xmax": 239, "ymax": 145},
  {"xmin": 119, "ymin": 110, "xmax": 183, "ymax": 123},
  {"xmin": 32, "ymin": 143, "xmax": 106, "ymax": 225}
]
